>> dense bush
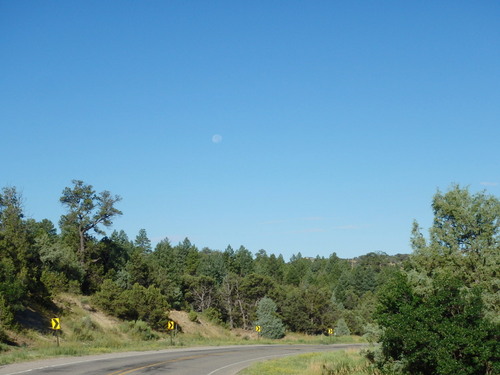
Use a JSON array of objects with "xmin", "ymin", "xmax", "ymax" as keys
[
  {"xmin": 71, "ymin": 316, "xmax": 101, "ymax": 341},
  {"xmin": 375, "ymin": 272, "xmax": 499, "ymax": 374},
  {"xmin": 94, "ymin": 281, "xmax": 169, "ymax": 330},
  {"xmin": 255, "ymin": 297, "xmax": 285, "ymax": 339},
  {"xmin": 121, "ymin": 320, "xmax": 158, "ymax": 341},
  {"xmin": 334, "ymin": 318, "xmax": 351, "ymax": 336},
  {"xmin": 188, "ymin": 310, "xmax": 198, "ymax": 322}
]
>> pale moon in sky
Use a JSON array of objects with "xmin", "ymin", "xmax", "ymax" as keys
[{"xmin": 212, "ymin": 134, "xmax": 222, "ymax": 143}]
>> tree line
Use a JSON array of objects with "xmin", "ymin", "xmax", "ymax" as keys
[
  {"xmin": 0, "ymin": 179, "xmax": 404, "ymax": 336},
  {"xmin": 1, "ymin": 180, "xmax": 498, "ymax": 373}
]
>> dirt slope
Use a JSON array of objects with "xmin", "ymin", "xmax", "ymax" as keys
[{"xmin": 168, "ymin": 311, "xmax": 257, "ymax": 339}]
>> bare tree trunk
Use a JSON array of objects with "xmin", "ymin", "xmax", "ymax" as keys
[{"xmin": 78, "ymin": 226, "xmax": 86, "ymax": 266}]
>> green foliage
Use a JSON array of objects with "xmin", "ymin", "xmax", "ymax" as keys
[
  {"xmin": 40, "ymin": 270, "xmax": 81, "ymax": 294},
  {"xmin": 0, "ymin": 187, "xmax": 50, "ymax": 312},
  {"xmin": 134, "ymin": 229, "xmax": 152, "ymax": 253},
  {"xmin": 0, "ymin": 258, "xmax": 25, "ymax": 314},
  {"xmin": 371, "ymin": 186, "xmax": 500, "ymax": 374},
  {"xmin": 240, "ymin": 350, "xmax": 379, "ymax": 375},
  {"xmin": 93, "ymin": 280, "xmax": 169, "ymax": 330},
  {"xmin": 123, "ymin": 284, "xmax": 170, "ymax": 329},
  {"xmin": 71, "ymin": 316, "xmax": 101, "ymax": 341},
  {"xmin": 38, "ymin": 237, "xmax": 84, "ymax": 292},
  {"xmin": 197, "ymin": 248, "xmax": 227, "ymax": 285},
  {"xmin": 1, "ymin": 180, "xmax": 409, "ymax": 341},
  {"xmin": 188, "ymin": 310, "xmax": 198, "ymax": 322},
  {"xmin": 125, "ymin": 249, "xmax": 151, "ymax": 287},
  {"xmin": 334, "ymin": 318, "xmax": 351, "ymax": 336},
  {"xmin": 183, "ymin": 275, "xmax": 216, "ymax": 312},
  {"xmin": 376, "ymin": 271, "xmax": 499, "ymax": 374},
  {"xmin": 121, "ymin": 320, "xmax": 158, "ymax": 341},
  {"xmin": 92, "ymin": 279, "xmax": 124, "ymax": 316},
  {"xmin": 279, "ymin": 285, "xmax": 339, "ymax": 334},
  {"xmin": 202, "ymin": 307, "xmax": 225, "ymax": 326},
  {"xmin": 410, "ymin": 185, "xmax": 500, "ymax": 321},
  {"xmin": 0, "ymin": 294, "xmax": 14, "ymax": 328},
  {"xmin": 255, "ymin": 297, "xmax": 285, "ymax": 339},
  {"xmin": 59, "ymin": 180, "xmax": 122, "ymax": 292}
]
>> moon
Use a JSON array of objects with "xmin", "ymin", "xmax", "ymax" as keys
[{"xmin": 212, "ymin": 134, "xmax": 222, "ymax": 143}]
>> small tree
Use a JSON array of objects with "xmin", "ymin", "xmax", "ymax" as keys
[
  {"xmin": 255, "ymin": 297, "xmax": 285, "ymax": 339},
  {"xmin": 335, "ymin": 318, "xmax": 351, "ymax": 336}
]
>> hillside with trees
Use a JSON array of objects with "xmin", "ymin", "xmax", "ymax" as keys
[
  {"xmin": 1, "ymin": 181, "xmax": 498, "ymax": 374},
  {"xmin": 0, "ymin": 180, "xmax": 404, "ymax": 338}
]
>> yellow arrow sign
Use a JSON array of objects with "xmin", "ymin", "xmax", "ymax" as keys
[
  {"xmin": 328, "ymin": 328, "xmax": 334, "ymax": 335},
  {"xmin": 51, "ymin": 318, "xmax": 61, "ymax": 330},
  {"xmin": 255, "ymin": 325, "xmax": 261, "ymax": 332},
  {"xmin": 167, "ymin": 321, "xmax": 175, "ymax": 330}
]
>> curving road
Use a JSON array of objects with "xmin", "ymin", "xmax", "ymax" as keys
[{"xmin": 0, "ymin": 344, "xmax": 366, "ymax": 375}]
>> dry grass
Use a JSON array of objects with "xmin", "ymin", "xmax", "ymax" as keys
[
  {"xmin": 240, "ymin": 349, "xmax": 380, "ymax": 375},
  {"xmin": 2, "ymin": 294, "xmax": 366, "ymax": 367}
]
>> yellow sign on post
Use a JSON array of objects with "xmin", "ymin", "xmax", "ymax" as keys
[
  {"xmin": 51, "ymin": 318, "xmax": 61, "ymax": 330},
  {"xmin": 328, "ymin": 328, "xmax": 334, "ymax": 335},
  {"xmin": 167, "ymin": 320, "xmax": 175, "ymax": 330},
  {"xmin": 51, "ymin": 318, "xmax": 61, "ymax": 347},
  {"xmin": 255, "ymin": 325, "xmax": 261, "ymax": 332}
]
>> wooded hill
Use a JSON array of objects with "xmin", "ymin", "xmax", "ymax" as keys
[
  {"xmin": 0, "ymin": 180, "xmax": 405, "ymax": 338},
  {"xmin": 1, "ymin": 181, "xmax": 498, "ymax": 373}
]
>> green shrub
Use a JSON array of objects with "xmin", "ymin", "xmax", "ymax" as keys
[
  {"xmin": 335, "ymin": 318, "xmax": 351, "ymax": 336},
  {"xmin": 93, "ymin": 279, "xmax": 124, "ymax": 316},
  {"xmin": 122, "ymin": 320, "xmax": 158, "ymax": 341},
  {"xmin": 255, "ymin": 297, "xmax": 285, "ymax": 339},
  {"xmin": 188, "ymin": 311, "xmax": 198, "ymax": 322},
  {"xmin": 41, "ymin": 270, "xmax": 81, "ymax": 294},
  {"xmin": 203, "ymin": 307, "xmax": 225, "ymax": 326},
  {"xmin": 71, "ymin": 316, "xmax": 101, "ymax": 341}
]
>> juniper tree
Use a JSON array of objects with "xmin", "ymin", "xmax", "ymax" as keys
[{"xmin": 255, "ymin": 297, "xmax": 285, "ymax": 339}]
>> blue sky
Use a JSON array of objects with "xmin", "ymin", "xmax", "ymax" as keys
[{"xmin": 1, "ymin": 1, "xmax": 499, "ymax": 260}]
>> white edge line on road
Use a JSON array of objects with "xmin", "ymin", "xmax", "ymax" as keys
[
  {"xmin": 206, "ymin": 353, "xmax": 290, "ymax": 375},
  {"xmin": 2, "ymin": 358, "xmax": 101, "ymax": 375}
]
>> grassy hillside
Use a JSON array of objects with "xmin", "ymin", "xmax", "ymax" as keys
[{"xmin": 1, "ymin": 293, "xmax": 363, "ymax": 366}]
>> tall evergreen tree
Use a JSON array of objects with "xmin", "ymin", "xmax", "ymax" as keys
[
  {"xmin": 134, "ymin": 229, "xmax": 152, "ymax": 253},
  {"xmin": 60, "ymin": 180, "xmax": 122, "ymax": 267},
  {"xmin": 59, "ymin": 180, "xmax": 122, "ymax": 292}
]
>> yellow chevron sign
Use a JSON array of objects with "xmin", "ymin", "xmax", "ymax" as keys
[
  {"xmin": 328, "ymin": 328, "xmax": 334, "ymax": 335},
  {"xmin": 167, "ymin": 320, "xmax": 175, "ymax": 330},
  {"xmin": 51, "ymin": 318, "xmax": 61, "ymax": 330},
  {"xmin": 255, "ymin": 325, "xmax": 261, "ymax": 332}
]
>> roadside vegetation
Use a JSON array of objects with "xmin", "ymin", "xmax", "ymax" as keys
[
  {"xmin": 0, "ymin": 295, "xmax": 363, "ymax": 366},
  {"xmin": 1, "ymin": 181, "xmax": 498, "ymax": 374},
  {"xmin": 240, "ymin": 349, "xmax": 379, "ymax": 375}
]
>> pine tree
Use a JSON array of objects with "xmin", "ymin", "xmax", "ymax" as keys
[
  {"xmin": 255, "ymin": 297, "xmax": 285, "ymax": 339},
  {"xmin": 335, "ymin": 318, "xmax": 351, "ymax": 336}
]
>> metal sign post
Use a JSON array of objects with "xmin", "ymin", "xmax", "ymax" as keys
[
  {"xmin": 255, "ymin": 325, "xmax": 261, "ymax": 340},
  {"xmin": 51, "ymin": 318, "xmax": 61, "ymax": 346},
  {"xmin": 167, "ymin": 320, "xmax": 176, "ymax": 345}
]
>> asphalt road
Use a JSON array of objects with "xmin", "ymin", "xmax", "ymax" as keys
[{"xmin": 0, "ymin": 344, "xmax": 366, "ymax": 375}]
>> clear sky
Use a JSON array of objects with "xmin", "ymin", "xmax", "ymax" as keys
[{"xmin": 1, "ymin": 1, "xmax": 499, "ymax": 260}]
